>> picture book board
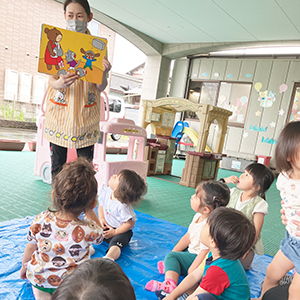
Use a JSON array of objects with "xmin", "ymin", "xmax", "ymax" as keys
[{"xmin": 38, "ymin": 24, "xmax": 107, "ymax": 85}]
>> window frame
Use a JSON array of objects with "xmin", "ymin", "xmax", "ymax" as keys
[
  {"xmin": 287, "ymin": 82, "xmax": 300, "ymax": 123},
  {"xmin": 185, "ymin": 79, "xmax": 252, "ymax": 128}
]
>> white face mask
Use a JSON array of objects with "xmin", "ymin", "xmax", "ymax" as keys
[{"xmin": 66, "ymin": 19, "xmax": 87, "ymax": 33}]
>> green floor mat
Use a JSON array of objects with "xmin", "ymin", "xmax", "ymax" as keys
[
  {"xmin": 0, "ymin": 150, "xmax": 284, "ymax": 256},
  {"xmin": 138, "ymin": 176, "xmax": 195, "ymax": 227},
  {"xmin": 151, "ymin": 174, "xmax": 181, "ymax": 183},
  {"xmin": 0, "ymin": 151, "xmax": 52, "ymax": 220}
]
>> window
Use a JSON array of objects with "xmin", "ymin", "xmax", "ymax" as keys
[
  {"xmin": 104, "ymin": 99, "xmax": 122, "ymax": 112},
  {"xmin": 186, "ymin": 80, "xmax": 252, "ymax": 127},
  {"xmin": 114, "ymin": 101, "xmax": 121, "ymax": 113},
  {"xmin": 87, "ymin": 20, "xmax": 100, "ymax": 36},
  {"xmin": 288, "ymin": 83, "xmax": 300, "ymax": 122}
]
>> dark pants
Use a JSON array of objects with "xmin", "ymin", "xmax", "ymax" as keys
[
  {"xmin": 50, "ymin": 143, "xmax": 94, "ymax": 178},
  {"xmin": 262, "ymin": 283, "xmax": 290, "ymax": 300},
  {"xmin": 105, "ymin": 230, "xmax": 133, "ymax": 250},
  {"xmin": 196, "ymin": 294, "xmax": 217, "ymax": 300}
]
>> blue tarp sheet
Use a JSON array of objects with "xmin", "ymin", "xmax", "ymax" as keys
[{"xmin": 1, "ymin": 210, "xmax": 270, "ymax": 300}]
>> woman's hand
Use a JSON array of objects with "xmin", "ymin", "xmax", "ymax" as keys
[
  {"xmin": 49, "ymin": 73, "xmax": 78, "ymax": 90},
  {"xmin": 96, "ymin": 57, "xmax": 111, "ymax": 92},
  {"xmin": 57, "ymin": 72, "xmax": 78, "ymax": 88},
  {"xmin": 102, "ymin": 57, "xmax": 111, "ymax": 74}
]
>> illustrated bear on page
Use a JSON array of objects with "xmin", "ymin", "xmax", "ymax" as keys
[{"xmin": 44, "ymin": 27, "xmax": 63, "ymax": 71}]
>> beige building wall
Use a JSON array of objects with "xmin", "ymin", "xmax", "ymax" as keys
[
  {"xmin": 170, "ymin": 57, "xmax": 300, "ymax": 168},
  {"xmin": 0, "ymin": 0, "xmax": 65, "ymax": 93}
]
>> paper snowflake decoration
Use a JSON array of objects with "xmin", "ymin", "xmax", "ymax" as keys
[
  {"xmin": 278, "ymin": 109, "xmax": 285, "ymax": 116},
  {"xmin": 243, "ymin": 132, "xmax": 249, "ymax": 138},
  {"xmin": 255, "ymin": 110, "xmax": 262, "ymax": 117},
  {"xmin": 270, "ymin": 122, "xmax": 276, "ymax": 128}
]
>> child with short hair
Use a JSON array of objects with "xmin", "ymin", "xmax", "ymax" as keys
[
  {"xmin": 19, "ymin": 157, "xmax": 103, "ymax": 300},
  {"xmin": 86, "ymin": 169, "xmax": 147, "ymax": 261},
  {"xmin": 221, "ymin": 163, "xmax": 275, "ymax": 269},
  {"xmin": 51, "ymin": 258, "xmax": 136, "ymax": 300},
  {"xmin": 185, "ymin": 207, "xmax": 256, "ymax": 300},
  {"xmin": 164, "ymin": 207, "xmax": 255, "ymax": 300},
  {"xmin": 145, "ymin": 181, "xmax": 230, "ymax": 295},
  {"xmin": 256, "ymin": 121, "xmax": 300, "ymax": 300}
]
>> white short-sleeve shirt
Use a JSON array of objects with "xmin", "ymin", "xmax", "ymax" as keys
[
  {"xmin": 98, "ymin": 186, "xmax": 137, "ymax": 228},
  {"xmin": 187, "ymin": 213, "xmax": 209, "ymax": 254}
]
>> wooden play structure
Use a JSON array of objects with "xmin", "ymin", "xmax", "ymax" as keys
[
  {"xmin": 144, "ymin": 136, "xmax": 176, "ymax": 176},
  {"xmin": 141, "ymin": 97, "xmax": 232, "ymax": 188}
]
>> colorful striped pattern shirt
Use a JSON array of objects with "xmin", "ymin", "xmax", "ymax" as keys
[{"xmin": 44, "ymin": 79, "xmax": 100, "ymax": 149}]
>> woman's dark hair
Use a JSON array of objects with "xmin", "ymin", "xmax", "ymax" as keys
[
  {"xmin": 63, "ymin": 0, "xmax": 91, "ymax": 16},
  {"xmin": 207, "ymin": 207, "xmax": 256, "ymax": 260},
  {"xmin": 245, "ymin": 163, "xmax": 275, "ymax": 199},
  {"xmin": 197, "ymin": 180, "xmax": 230, "ymax": 210},
  {"xmin": 51, "ymin": 258, "xmax": 136, "ymax": 300},
  {"xmin": 49, "ymin": 157, "xmax": 97, "ymax": 216},
  {"xmin": 114, "ymin": 169, "xmax": 147, "ymax": 205},
  {"xmin": 275, "ymin": 121, "xmax": 300, "ymax": 173}
]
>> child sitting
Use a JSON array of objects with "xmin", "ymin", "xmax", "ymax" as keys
[
  {"xmin": 19, "ymin": 157, "xmax": 103, "ymax": 300},
  {"xmin": 145, "ymin": 181, "xmax": 230, "ymax": 294},
  {"xmin": 164, "ymin": 207, "xmax": 255, "ymax": 300},
  {"xmin": 51, "ymin": 258, "xmax": 136, "ymax": 300},
  {"xmin": 221, "ymin": 163, "xmax": 274, "ymax": 269},
  {"xmin": 86, "ymin": 169, "xmax": 147, "ymax": 261}
]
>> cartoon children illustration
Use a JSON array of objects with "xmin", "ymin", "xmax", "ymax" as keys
[
  {"xmin": 81, "ymin": 48, "xmax": 100, "ymax": 70},
  {"xmin": 65, "ymin": 49, "xmax": 81, "ymax": 71}
]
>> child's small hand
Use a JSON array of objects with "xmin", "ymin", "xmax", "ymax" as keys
[
  {"xmin": 281, "ymin": 206, "xmax": 300, "ymax": 236},
  {"xmin": 281, "ymin": 207, "xmax": 288, "ymax": 225},
  {"xmin": 20, "ymin": 265, "xmax": 27, "ymax": 279},
  {"xmin": 99, "ymin": 218, "xmax": 108, "ymax": 229},
  {"xmin": 225, "ymin": 175, "xmax": 239, "ymax": 184},
  {"xmin": 103, "ymin": 227, "xmax": 116, "ymax": 239},
  {"xmin": 292, "ymin": 220, "xmax": 300, "ymax": 236}
]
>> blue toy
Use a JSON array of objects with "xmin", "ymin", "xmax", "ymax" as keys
[{"xmin": 171, "ymin": 121, "xmax": 189, "ymax": 151}]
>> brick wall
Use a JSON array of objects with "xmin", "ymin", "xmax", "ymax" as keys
[{"xmin": 0, "ymin": 0, "xmax": 115, "ymax": 121}]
